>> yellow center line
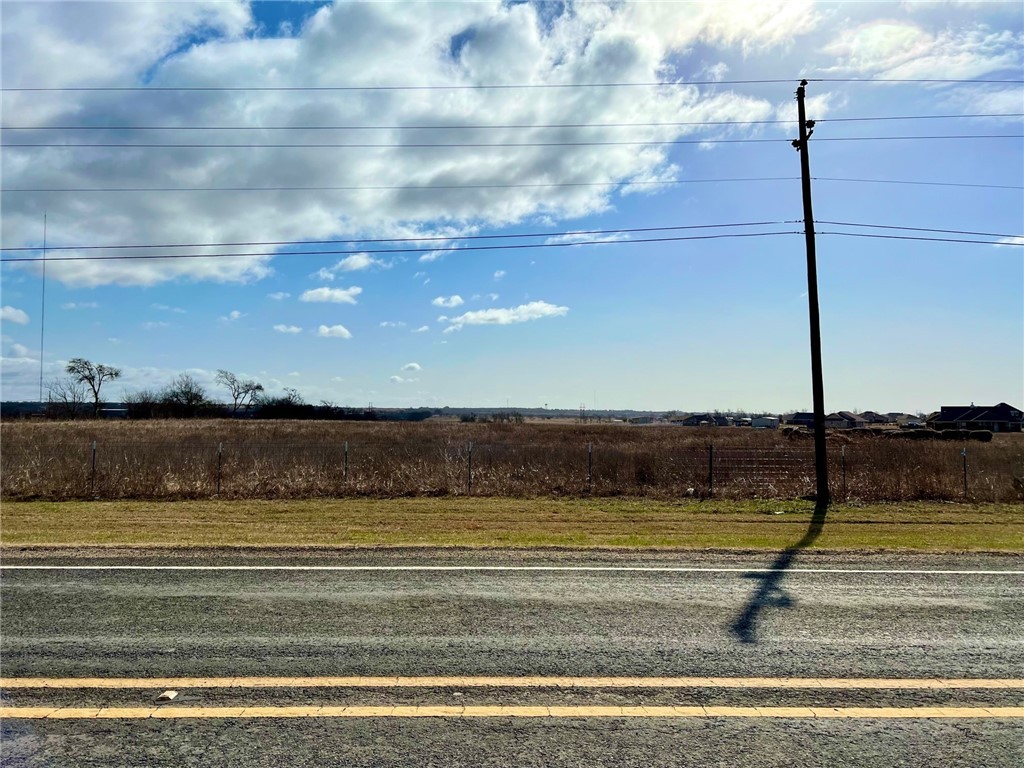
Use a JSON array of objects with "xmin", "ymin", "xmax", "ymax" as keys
[
  {"xmin": 2, "ymin": 676, "xmax": 1022, "ymax": 690},
  {"xmin": 1, "ymin": 705, "xmax": 1022, "ymax": 719}
]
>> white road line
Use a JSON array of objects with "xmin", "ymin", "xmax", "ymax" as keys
[{"xmin": 1, "ymin": 565, "xmax": 1022, "ymax": 574}]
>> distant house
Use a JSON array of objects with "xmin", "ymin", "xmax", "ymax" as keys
[
  {"xmin": 783, "ymin": 412, "xmax": 815, "ymax": 428},
  {"xmin": 751, "ymin": 416, "xmax": 780, "ymax": 429},
  {"xmin": 859, "ymin": 411, "xmax": 891, "ymax": 424},
  {"xmin": 928, "ymin": 403, "xmax": 1023, "ymax": 433},
  {"xmin": 674, "ymin": 413, "xmax": 732, "ymax": 427},
  {"xmin": 825, "ymin": 411, "xmax": 867, "ymax": 429}
]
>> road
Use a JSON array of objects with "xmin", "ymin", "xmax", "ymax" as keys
[{"xmin": 1, "ymin": 547, "xmax": 1022, "ymax": 767}]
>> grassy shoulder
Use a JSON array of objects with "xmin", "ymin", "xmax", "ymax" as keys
[{"xmin": 1, "ymin": 498, "xmax": 1022, "ymax": 551}]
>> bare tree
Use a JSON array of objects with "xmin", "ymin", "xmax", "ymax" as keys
[
  {"xmin": 45, "ymin": 377, "xmax": 88, "ymax": 419},
  {"xmin": 215, "ymin": 369, "xmax": 264, "ymax": 415},
  {"xmin": 65, "ymin": 358, "xmax": 122, "ymax": 417},
  {"xmin": 161, "ymin": 373, "xmax": 208, "ymax": 417},
  {"xmin": 123, "ymin": 388, "xmax": 161, "ymax": 419}
]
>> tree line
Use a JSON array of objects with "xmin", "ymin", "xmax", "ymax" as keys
[{"xmin": 43, "ymin": 357, "xmax": 352, "ymax": 420}]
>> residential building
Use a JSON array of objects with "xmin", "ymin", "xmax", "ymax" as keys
[{"xmin": 927, "ymin": 403, "xmax": 1023, "ymax": 433}]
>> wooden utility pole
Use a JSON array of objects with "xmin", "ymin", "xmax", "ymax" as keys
[{"xmin": 793, "ymin": 80, "xmax": 830, "ymax": 506}]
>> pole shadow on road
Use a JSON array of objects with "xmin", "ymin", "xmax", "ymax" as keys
[{"xmin": 730, "ymin": 500, "xmax": 828, "ymax": 644}]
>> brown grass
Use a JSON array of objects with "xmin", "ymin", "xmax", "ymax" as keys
[
  {"xmin": 3, "ymin": 498, "xmax": 1022, "ymax": 551},
  {"xmin": 1, "ymin": 419, "xmax": 1022, "ymax": 502}
]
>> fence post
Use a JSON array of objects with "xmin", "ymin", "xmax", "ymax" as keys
[
  {"xmin": 467, "ymin": 441, "xmax": 473, "ymax": 495},
  {"xmin": 344, "ymin": 441, "xmax": 349, "ymax": 483},
  {"xmin": 216, "ymin": 442, "xmax": 223, "ymax": 495},
  {"xmin": 588, "ymin": 442, "xmax": 593, "ymax": 492},
  {"xmin": 841, "ymin": 445, "xmax": 847, "ymax": 499},
  {"xmin": 962, "ymin": 447, "xmax": 968, "ymax": 498},
  {"xmin": 707, "ymin": 444, "xmax": 714, "ymax": 497},
  {"xmin": 90, "ymin": 440, "xmax": 97, "ymax": 496}
]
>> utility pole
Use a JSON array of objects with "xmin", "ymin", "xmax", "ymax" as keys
[
  {"xmin": 793, "ymin": 80, "xmax": 830, "ymax": 506},
  {"xmin": 38, "ymin": 212, "xmax": 47, "ymax": 408}
]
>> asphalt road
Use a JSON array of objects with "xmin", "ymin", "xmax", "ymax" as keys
[{"xmin": 1, "ymin": 547, "xmax": 1022, "ymax": 767}]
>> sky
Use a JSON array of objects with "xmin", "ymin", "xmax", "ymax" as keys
[{"xmin": 1, "ymin": 0, "xmax": 1021, "ymax": 413}]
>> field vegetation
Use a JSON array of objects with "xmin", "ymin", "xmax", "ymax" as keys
[{"xmin": 2, "ymin": 420, "xmax": 1022, "ymax": 503}]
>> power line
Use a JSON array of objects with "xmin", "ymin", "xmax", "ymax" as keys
[
  {"xmin": 2, "ymin": 178, "xmax": 801, "ymax": 194},
  {"xmin": 814, "ymin": 176, "xmax": 1022, "ymax": 191},
  {"xmin": 3, "ymin": 113, "xmax": 1019, "ymax": 131},
  {"xmin": 4, "ymin": 175, "xmax": 1020, "ymax": 195},
  {"xmin": 5, "ymin": 134, "xmax": 1020, "ymax": 148},
  {"xmin": 0, "ymin": 230, "xmax": 800, "ymax": 264},
  {"xmin": 816, "ymin": 221, "xmax": 1022, "ymax": 239},
  {"xmin": 819, "ymin": 232, "xmax": 1022, "ymax": 246},
  {"xmin": 1, "ymin": 221, "xmax": 791, "ymax": 253},
  {"xmin": 3, "ymin": 77, "xmax": 1020, "ymax": 92}
]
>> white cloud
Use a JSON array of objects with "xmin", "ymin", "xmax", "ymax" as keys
[
  {"xmin": 61, "ymin": 302, "xmax": 99, "ymax": 310},
  {"xmin": 268, "ymin": 292, "xmax": 291, "ymax": 300},
  {"xmin": 152, "ymin": 303, "xmax": 186, "ymax": 314},
  {"xmin": 443, "ymin": 300, "xmax": 569, "ymax": 333},
  {"xmin": 402, "ymin": 362, "xmax": 422, "ymax": 372},
  {"xmin": 545, "ymin": 231, "xmax": 632, "ymax": 246},
  {"xmin": 995, "ymin": 236, "xmax": 1024, "ymax": 247},
  {"xmin": 493, "ymin": 270, "xmax": 507, "ymax": 280},
  {"xmin": 323, "ymin": 253, "xmax": 389, "ymax": 275},
  {"xmin": 141, "ymin": 321, "xmax": 170, "ymax": 330},
  {"xmin": 413, "ymin": 325, "xmax": 430, "ymax": 333},
  {"xmin": 301, "ymin": 286, "xmax": 363, "ymax": 304},
  {"xmin": 0, "ymin": 306, "xmax": 30, "ymax": 325},
  {"xmin": 821, "ymin": 22, "xmax": 1023, "ymax": 80},
  {"xmin": 432, "ymin": 295, "xmax": 464, "ymax": 308},
  {"xmin": 273, "ymin": 324, "xmax": 302, "ymax": 334},
  {"xmin": 10, "ymin": 343, "xmax": 30, "ymax": 358},
  {"xmin": 108, "ymin": 337, "xmax": 122, "ymax": 344},
  {"xmin": 287, "ymin": 371, "xmax": 300, "ymax": 377},
  {"xmin": 317, "ymin": 324, "xmax": 353, "ymax": 339},
  {"xmin": 380, "ymin": 320, "xmax": 407, "ymax": 328},
  {"xmin": 220, "ymin": 309, "xmax": 245, "ymax": 322},
  {"xmin": 390, "ymin": 375, "xmax": 418, "ymax": 384},
  {"xmin": 488, "ymin": 293, "xmax": 500, "ymax": 301}
]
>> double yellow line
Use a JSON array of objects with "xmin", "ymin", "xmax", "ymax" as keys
[{"xmin": 3, "ymin": 677, "xmax": 1021, "ymax": 720}]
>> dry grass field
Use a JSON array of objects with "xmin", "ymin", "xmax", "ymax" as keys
[{"xmin": 2, "ymin": 419, "xmax": 1022, "ymax": 502}]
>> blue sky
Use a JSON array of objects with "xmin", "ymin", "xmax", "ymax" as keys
[{"xmin": 1, "ymin": 0, "xmax": 1021, "ymax": 412}]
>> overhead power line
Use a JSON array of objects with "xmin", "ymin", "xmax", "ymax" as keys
[
  {"xmin": 820, "ymin": 232, "xmax": 1022, "ymax": 246},
  {"xmin": 4, "ymin": 176, "xmax": 1020, "ymax": 195},
  {"xmin": 0, "ymin": 230, "xmax": 801, "ymax": 264},
  {"xmin": 3, "ymin": 113, "xmax": 1019, "ymax": 131},
  {"xmin": 1, "ymin": 221, "xmax": 790, "ymax": 253},
  {"xmin": 816, "ymin": 221, "xmax": 1022, "ymax": 240},
  {"xmin": 3, "ymin": 77, "xmax": 1021, "ymax": 92},
  {"xmin": 5, "ymin": 134, "xmax": 1020, "ymax": 148}
]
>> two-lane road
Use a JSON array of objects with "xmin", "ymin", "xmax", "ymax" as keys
[{"xmin": 1, "ymin": 548, "xmax": 1022, "ymax": 766}]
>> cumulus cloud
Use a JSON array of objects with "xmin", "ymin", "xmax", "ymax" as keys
[
  {"xmin": 402, "ymin": 362, "xmax": 422, "ymax": 372},
  {"xmin": 301, "ymin": 286, "xmax": 363, "ymax": 304},
  {"xmin": 432, "ymin": 295, "xmax": 464, "ymax": 308},
  {"xmin": 267, "ymin": 292, "xmax": 291, "ymax": 300},
  {"xmin": 10, "ymin": 343, "xmax": 31, "ymax": 358},
  {"xmin": 443, "ymin": 300, "xmax": 569, "ymax": 332},
  {"xmin": 1, "ymin": 1, "xmax": 810, "ymax": 288},
  {"xmin": 493, "ymin": 270, "xmax": 507, "ymax": 280},
  {"xmin": 317, "ymin": 324, "xmax": 353, "ymax": 339},
  {"xmin": 1, "ymin": 306, "xmax": 30, "ymax": 324},
  {"xmin": 273, "ymin": 324, "xmax": 302, "ymax": 333},
  {"xmin": 390, "ymin": 375, "xmax": 417, "ymax": 384},
  {"xmin": 380, "ymin": 320, "xmax": 406, "ymax": 328},
  {"xmin": 317, "ymin": 253, "xmax": 389, "ymax": 279},
  {"xmin": 220, "ymin": 309, "xmax": 245, "ymax": 322}
]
